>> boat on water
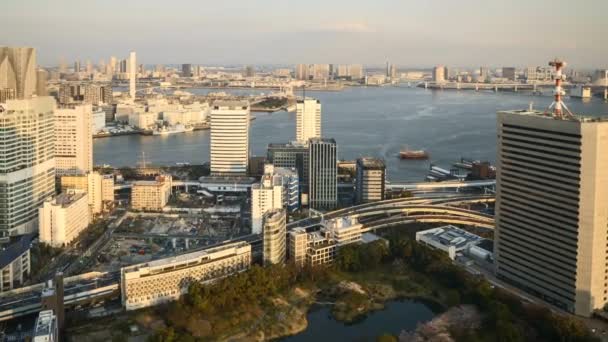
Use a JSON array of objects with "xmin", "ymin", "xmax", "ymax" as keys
[
  {"xmin": 153, "ymin": 124, "xmax": 194, "ymax": 136},
  {"xmin": 399, "ymin": 149, "xmax": 429, "ymax": 160}
]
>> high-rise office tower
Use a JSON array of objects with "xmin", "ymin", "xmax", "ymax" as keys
[
  {"xmin": 129, "ymin": 52, "xmax": 136, "ymax": 100},
  {"xmin": 432, "ymin": 65, "xmax": 446, "ymax": 83},
  {"xmin": 210, "ymin": 101, "xmax": 250, "ymax": 176},
  {"xmin": 85, "ymin": 59, "xmax": 93, "ymax": 75},
  {"xmin": 55, "ymin": 104, "xmax": 93, "ymax": 175},
  {"xmin": 267, "ymin": 142, "xmax": 309, "ymax": 190},
  {"xmin": 108, "ymin": 56, "xmax": 117, "ymax": 75},
  {"xmin": 502, "ymin": 67, "xmax": 516, "ymax": 81},
  {"xmin": 350, "ymin": 64, "xmax": 364, "ymax": 80},
  {"xmin": 119, "ymin": 59, "xmax": 127, "ymax": 74},
  {"xmin": 336, "ymin": 65, "xmax": 349, "ymax": 78},
  {"xmin": 296, "ymin": 98, "xmax": 321, "ymax": 142},
  {"xmin": 390, "ymin": 64, "xmax": 397, "ymax": 79},
  {"xmin": 311, "ymin": 64, "xmax": 330, "ymax": 80},
  {"xmin": 98, "ymin": 59, "xmax": 106, "ymax": 74},
  {"xmin": 74, "ymin": 60, "xmax": 80, "ymax": 73},
  {"xmin": 251, "ymin": 171, "xmax": 283, "ymax": 234},
  {"xmin": 495, "ymin": 109, "xmax": 608, "ymax": 316},
  {"xmin": 59, "ymin": 58, "xmax": 68, "ymax": 74},
  {"xmin": 193, "ymin": 65, "xmax": 202, "ymax": 78},
  {"xmin": 58, "ymin": 83, "xmax": 84, "ymax": 104},
  {"xmin": 479, "ymin": 66, "xmax": 489, "ymax": 81},
  {"xmin": 263, "ymin": 208, "xmax": 287, "ymax": 266},
  {"xmin": 181, "ymin": 64, "xmax": 192, "ymax": 77},
  {"xmin": 308, "ymin": 138, "xmax": 337, "ymax": 210},
  {"xmin": 245, "ymin": 65, "xmax": 255, "ymax": 77},
  {"xmin": 295, "ymin": 64, "xmax": 309, "ymax": 80},
  {"xmin": 36, "ymin": 69, "xmax": 48, "ymax": 96},
  {"xmin": 0, "ymin": 47, "xmax": 37, "ymax": 99},
  {"xmin": 355, "ymin": 158, "xmax": 386, "ymax": 204},
  {"xmin": 0, "ymin": 97, "xmax": 56, "ymax": 236},
  {"xmin": 83, "ymin": 84, "xmax": 112, "ymax": 105}
]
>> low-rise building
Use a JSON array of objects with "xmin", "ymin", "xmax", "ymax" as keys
[
  {"xmin": 101, "ymin": 174, "xmax": 115, "ymax": 204},
  {"xmin": 197, "ymin": 176, "xmax": 257, "ymax": 193},
  {"xmin": 39, "ymin": 191, "xmax": 91, "ymax": 247},
  {"xmin": 60, "ymin": 172, "xmax": 112, "ymax": 215},
  {"xmin": 415, "ymin": 225, "xmax": 483, "ymax": 260},
  {"xmin": 288, "ymin": 228, "xmax": 308, "ymax": 267},
  {"xmin": 128, "ymin": 111, "xmax": 157, "ymax": 129},
  {"xmin": 0, "ymin": 234, "xmax": 33, "ymax": 292},
  {"xmin": 121, "ymin": 241, "xmax": 251, "ymax": 310},
  {"xmin": 131, "ymin": 175, "xmax": 172, "ymax": 211},
  {"xmin": 288, "ymin": 216, "xmax": 363, "ymax": 267},
  {"xmin": 33, "ymin": 310, "xmax": 58, "ymax": 342}
]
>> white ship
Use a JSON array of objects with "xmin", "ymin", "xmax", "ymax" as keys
[{"xmin": 153, "ymin": 124, "xmax": 194, "ymax": 136}]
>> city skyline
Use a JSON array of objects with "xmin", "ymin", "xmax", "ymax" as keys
[
  {"xmin": 2, "ymin": 0, "xmax": 607, "ymax": 68},
  {"xmin": 1, "ymin": 0, "xmax": 608, "ymax": 334}
]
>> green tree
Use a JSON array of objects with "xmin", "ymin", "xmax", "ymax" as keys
[
  {"xmin": 376, "ymin": 333, "xmax": 398, "ymax": 342},
  {"xmin": 445, "ymin": 289, "xmax": 461, "ymax": 307}
]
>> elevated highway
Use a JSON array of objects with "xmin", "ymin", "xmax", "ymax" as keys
[{"xmin": 0, "ymin": 272, "xmax": 119, "ymax": 322}]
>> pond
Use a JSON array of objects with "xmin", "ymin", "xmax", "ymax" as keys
[{"xmin": 281, "ymin": 299, "xmax": 438, "ymax": 341}]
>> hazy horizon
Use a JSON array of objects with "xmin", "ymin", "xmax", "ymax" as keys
[{"xmin": 3, "ymin": 0, "xmax": 607, "ymax": 68}]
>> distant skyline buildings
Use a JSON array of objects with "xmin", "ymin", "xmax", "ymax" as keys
[{"xmin": 4, "ymin": 1, "xmax": 606, "ymax": 68}]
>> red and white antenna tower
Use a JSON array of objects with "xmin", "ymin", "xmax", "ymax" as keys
[{"xmin": 547, "ymin": 58, "xmax": 574, "ymax": 118}]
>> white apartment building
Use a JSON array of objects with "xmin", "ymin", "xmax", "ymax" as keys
[
  {"xmin": 210, "ymin": 101, "xmax": 250, "ymax": 176},
  {"xmin": 121, "ymin": 242, "xmax": 251, "ymax": 310},
  {"xmin": 0, "ymin": 97, "xmax": 56, "ymax": 236},
  {"xmin": 39, "ymin": 191, "xmax": 91, "ymax": 247},
  {"xmin": 131, "ymin": 175, "xmax": 172, "ymax": 211},
  {"xmin": 251, "ymin": 172, "xmax": 283, "ymax": 234},
  {"xmin": 296, "ymin": 98, "xmax": 321, "ymax": 143},
  {"xmin": 288, "ymin": 216, "xmax": 363, "ymax": 267},
  {"xmin": 55, "ymin": 104, "xmax": 93, "ymax": 175}
]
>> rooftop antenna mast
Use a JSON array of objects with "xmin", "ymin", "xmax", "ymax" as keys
[{"xmin": 546, "ymin": 58, "xmax": 574, "ymax": 118}]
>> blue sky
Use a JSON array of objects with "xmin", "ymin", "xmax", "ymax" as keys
[{"xmin": 2, "ymin": 0, "xmax": 607, "ymax": 68}]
